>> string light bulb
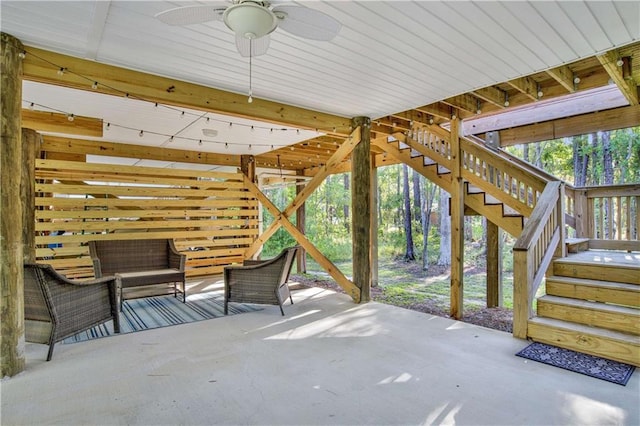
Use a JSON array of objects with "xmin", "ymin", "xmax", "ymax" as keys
[
  {"xmin": 29, "ymin": 102, "xmax": 35, "ymax": 110},
  {"xmin": 105, "ymin": 123, "xmax": 110, "ymax": 131},
  {"xmin": 57, "ymin": 67, "xmax": 65, "ymax": 76},
  {"xmin": 18, "ymin": 51, "xmax": 26, "ymax": 59},
  {"xmin": 616, "ymin": 58, "xmax": 624, "ymax": 67},
  {"xmin": 139, "ymin": 130, "xmax": 144, "ymax": 137},
  {"xmin": 67, "ymin": 114, "xmax": 75, "ymax": 122},
  {"xmin": 92, "ymin": 82, "xmax": 98, "ymax": 90}
]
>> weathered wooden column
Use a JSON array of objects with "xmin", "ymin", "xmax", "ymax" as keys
[
  {"xmin": 371, "ymin": 162, "xmax": 379, "ymax": 288},
  {"xmin": 295, "ymin": 170, "xmax": 307, "ymax": 273},
  {"xmin": 1, "ymin": 32, "xmax": 26, "ymax": 377},
  {"xmin": 449, "ymin": 115, "xmax": 465, "ymax": 319},
  {"xmin": 22, "ymin": 129, "xmax": 41, "ymax": 263},
  {"xmin": 351, "ymin": 117, "xmax": 371, "ymax": 303},
  {"xmin": 486, "ymin": 221, "xmax": 502, "ymax": 308},
  {"xmin": 240, "ymin": 155, "xmax": 256, "ymax": 183}
]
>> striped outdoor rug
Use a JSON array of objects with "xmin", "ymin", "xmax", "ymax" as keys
[{"xmin": 64, "ymin": 291, "xmax": 261, "ymax": 343}]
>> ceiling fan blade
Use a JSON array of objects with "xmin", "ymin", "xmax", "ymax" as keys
[
  {"xmin": 155, "ymin": 4, "xmax": 227, "ymax": 26},
  {"xmin": 273, "ymin": 5, "xmax": 341, "ymax": 41},
  {"xmin": 235, "ymin": 34, "xmax": 271, "ymax": 58}
]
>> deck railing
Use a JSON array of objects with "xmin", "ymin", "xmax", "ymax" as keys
[
  {"xmin": 512, "ymin": 181, "xmax": 565, "ymax": 338},
  {"xmin": 569, "ymin": 184, "xmax": 640, "ymax": 250}
]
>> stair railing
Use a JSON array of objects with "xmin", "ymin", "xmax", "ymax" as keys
[{"xmin": 512, "ymin": 180, "xmax": 566, "ymax": 338}]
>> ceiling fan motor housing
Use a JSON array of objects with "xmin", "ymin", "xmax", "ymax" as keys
[{"xmin": 223, "ymin": 2, "xmax": 277, "ymax": 39}]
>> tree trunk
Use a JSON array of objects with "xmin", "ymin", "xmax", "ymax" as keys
[
  {"xmin": 602, "ymin": 131, "xmax": 613, "ymax": 238},
  {"xmin": 402, "ymin": 164, "xmax": 415, "ymax": 261},
  {"xmin": 421, "ymin": 179, "xmax": 437, "ymax": 270},
  {"xmin": 534, "ymin": 142, "xmax": 543, "ymax": 168},
  {"xmin": 571, "ymin": 136, "xmax": 588, "ymax": 187},
  {"xmin": 412, "ymin": 169, "xmax": 422, "ymax": 226},
  {"xmin": 437, "ymin": 188, "xmax": 451, "ymax": 266},
  {"xmin": 343, "ymin": 173, "xmax": 350, "ymax": 232},
  {"xmin": 522, "ymin": 144, "xmax": 529, "ymax": 163},
  {"xmin": 589, "ymin": 132, "xmax": 600, "ymax": 185}
]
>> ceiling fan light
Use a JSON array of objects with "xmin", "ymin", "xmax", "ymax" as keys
[{"xmin": 223, "ymin": 3, "xmax": 277, "ymax": 39}]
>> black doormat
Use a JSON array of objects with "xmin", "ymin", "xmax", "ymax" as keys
[{"xmin": 516, "ymin": 342, "xmax": 635, "ymax": 386}]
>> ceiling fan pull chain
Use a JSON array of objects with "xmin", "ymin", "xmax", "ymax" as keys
[{"xmin": 248, "ymin": 38, "xmax": 253, "ymax": 103}]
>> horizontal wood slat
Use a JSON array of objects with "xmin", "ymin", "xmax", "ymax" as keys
[{"xmin": 35, "ymin": 159, "xmax": 258, "ymax": 277}]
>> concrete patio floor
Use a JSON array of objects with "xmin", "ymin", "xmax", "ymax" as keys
[{"xmin": 1, "ymin": 280, "xmax": 638, "ymax": 426}]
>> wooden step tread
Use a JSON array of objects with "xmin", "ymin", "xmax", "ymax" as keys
[
  {"xmin": 546, "ymin": 275, "xmax": 640, "ymax": 292},
  {"xmin": 538, "ymin": 295, "xmax": 640, "ymax": 315},
  {"xmin": 529, "ymin": 317, "xmax": 640, "ymax": 343},
  {"xmin": 527, "ymin": 317, "xmax": 640, "ymax": 366}
]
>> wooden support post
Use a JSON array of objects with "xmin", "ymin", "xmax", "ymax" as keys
[
  {"xmin": 486, "ymin": 221, "xmax": 502, "ymax": 308},
  {"xmin": 295, "ymin": 170, "xmax": 307, "ymax": 273},
  {"xmin": 21, "ymin": 129, "xmax": 41, "ymax": 263},
  {"xmin": 371, "ymin": 163, "xmax": 379, "ymax": 288},
  {"xmin": 449, "ymin": 116, "xmax": 465, "ymax": 319},
  {"xmin": 240, "ymin": 155, "xmax": 256, "ymax": 183},
  {"xmin": 1, "ymin": 32, "xmax": 26, "ymax": 377},
  {"xmin": 351, "ymin": 117, "xmax": 371, "ymax": 303}
]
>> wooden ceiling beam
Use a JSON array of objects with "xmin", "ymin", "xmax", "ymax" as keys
[
  {"xmin": 495, "ymin": 104, "xmax": 640, "ymax": 146},
  {"xmin": 546, "ymin": 65, "xmax": 576, "ymax": 93},
  {"xmin": 22, "ymin": 109, "xmax": 103, "ymax": 137},
  {"xmin": 41, "ymin": 135, "xmax": 241, "ymax": 166},
  {"xmin": 507, "ymin": 76, "xmax": 539, "ymax": 101},
  {"xmin": 441, "ymin": 94, "xmax": 479, "ymax": 115},
  {"xmin": 22, "ymin": 46, "xmax": 353, "ymax": 136},
  {"xmin": 597, "ymin": 51, "xmax": 638, "ymax": 105},
  {"xmin": 471, "ymin": 87, "xmax": 507, "ymax": 109},
  {"xmin": 414, "ymin": 102, "xmax": 453, "ymax": 121}
]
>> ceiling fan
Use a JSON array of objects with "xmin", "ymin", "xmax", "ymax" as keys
[{"xmin": 155, "ymin": 1, "xmax": 342, "ymax": 58}]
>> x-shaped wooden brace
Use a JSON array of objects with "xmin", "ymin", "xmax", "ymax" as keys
[{"xmin": 242, "ymin": 126, "xmax": 363, "ymax": 301}]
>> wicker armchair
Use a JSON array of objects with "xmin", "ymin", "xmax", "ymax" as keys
[
  {"xmin": 24, "ymin": 263, "xmax": 120, "ymax": 361},
  {"xmin": 224, "ymin": 246, "xmax": 299, "ymax": 316}
]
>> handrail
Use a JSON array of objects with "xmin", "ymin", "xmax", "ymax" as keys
[{"xmin": 512, "ymin": 180, "xmax": 564, "ymax": 338}]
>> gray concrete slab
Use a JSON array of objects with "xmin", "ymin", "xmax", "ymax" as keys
[{"xmin": 2, "ymin": 286, "xmax": 638, "ymax": 425}]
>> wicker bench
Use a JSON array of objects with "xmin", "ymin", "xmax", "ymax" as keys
[{"xmin": 89, "ymin": 239, "xmax": 186, "ymax": 306}]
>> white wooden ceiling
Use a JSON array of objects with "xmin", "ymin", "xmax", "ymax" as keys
[{"xmin": 2, "ymin": 1, "xmax": 639, "ymax": 162}]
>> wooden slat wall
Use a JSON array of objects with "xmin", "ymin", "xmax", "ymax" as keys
[{"xmin": 35, "ymin": 159, "xmax": 258, "ymax": 278}]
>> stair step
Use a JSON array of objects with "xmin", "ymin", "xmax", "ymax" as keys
[
  {"xmin": 546, "ymin": 275, "xmax": 640, "ymax": 307},
  {"xmin": 565, "ymin": 237, "xmax": 590, "ymax": 253},
  {"xmin": 537, "ymin": 295, "xmax": 640, "ymax": 334},
  {"xmin": 527, "ymin": 317, "xmax": 640, "ymax": 366},
  {"xmin": 553, "ymin": 257, "xmax": 640, "ymax": 285}
]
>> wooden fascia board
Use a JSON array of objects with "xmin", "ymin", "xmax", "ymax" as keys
[
  {"xmin": 41, "ymin": 135, "xmax": 242, "ymax": 167},
  {"xmin": 496, "ymin": 104, "xmax": 640, "ymax": 146},
  {"xmin": 22, "ymin": 109, "xmax": 103, "ymax": 137},
  {"xmin": 597, "ymin": 51, "xmax": 639, "ymax": 106},
  {"xmin": 22, "ymin": 46, "xmax": 353, "ymax": 136}
]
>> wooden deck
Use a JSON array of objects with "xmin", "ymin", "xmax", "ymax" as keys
[{"xmin": 564, "ymin": 249, "xmax": 640, "ymax": 267}]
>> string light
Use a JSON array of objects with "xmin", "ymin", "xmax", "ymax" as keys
[
  {"xmin": 92, "ymin": 82, "xmax": 98, "ymax": 90},
  {"xmin": 67, "ymin": 114, "xmax": 74, "ymax": 122},
  {"xmin": 198, "ymin": 140, "xmax": 203, "ymax": 146},
  {"xmin": 105, "ymin": 123, "xmax": 110, "ymax": 131},
  {"xmin": 18, "ymin": 51, "xmax": 26, "ymax": 59},
  {"xmin": 29, "ymin": 102, "xmax": 35, "ymax": 110},
  {"xmin": 24, "ymin": 49, "xmax": 342, "ymax": 135},
  {"xmin": 139, "ymin": 130, "xmax": 144, "ymax": 137}
]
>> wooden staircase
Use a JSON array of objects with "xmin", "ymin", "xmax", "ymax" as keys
[
  {"xmin": 528, "ymin": 241, "xmax": 640, "ymax": 366},
  {"xmin": 375, "ymin": 136, "xmax": 526, "ymax": 237},
  {"xmin": 376, "ymin": 127, "xmax": 639, "ymax": 366}
]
